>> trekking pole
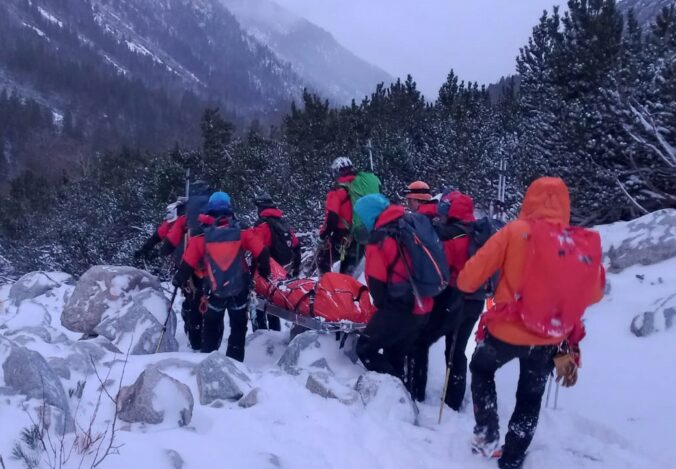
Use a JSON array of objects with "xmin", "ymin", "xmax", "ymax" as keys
[
  {"xmin": 554, "ymin": 381, "xmax": 560, "ymax": 410},
  {"xmin": 438, "ymin": 322, "xmax": 461, "ymax": 424},
  {"xmin": 156, "ymin": 286, "xmax": 179, "ymax": 353},
  {"xmin": 545, "ymin": 373, "xmax": 553, "ymax": 408},
  {"xmin": 367, "ymin": 139, "xmax": 374, "ymax": 172}
]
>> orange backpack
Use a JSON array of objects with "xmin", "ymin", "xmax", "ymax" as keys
[{"xmin": 518, "ymin": 220, "xmax": 602, "ymax": 339}]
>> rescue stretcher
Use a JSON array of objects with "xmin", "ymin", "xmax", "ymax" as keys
[{"xmin": 252, "ymin": 260, "xmax": 375, "ymax": 335}]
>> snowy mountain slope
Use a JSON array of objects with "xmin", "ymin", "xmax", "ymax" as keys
[
  {"xmin": 0, "ymin": 211, "xmax": 674, "ymax": 469},
  {"xmin": 221, "ymin": 0, "xmax": 394, "ymax": 104},
  {"xmin": 2, "ymin": 0, "xmax": 303, "ymax": 114}
]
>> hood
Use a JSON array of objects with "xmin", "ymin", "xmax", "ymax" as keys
[
  {"xmin": 416, "ymin": 201, "xmax": 439, "ymax": 218},
  {"xmin": 354, "ymin": 193, "xmax": 391, "ymax": 232},
  {"xmin": 519, "ymin": 177, "xmax": 570, "ymax": 224},
  {"xmin": 447, "ymin": 193, "xmax": 476, "ymax": 222},
  {"xmin": 374, "ymin": 204, "xmax": 406, "ymax": 229},
  {"xmin": 259, "ymin": 208, "xmax": 283, "ymax": 218}
]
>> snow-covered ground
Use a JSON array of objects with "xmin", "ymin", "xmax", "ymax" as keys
[{"xmin": 0, "ymin": 211, "xmax": 674, "ymax": 469}]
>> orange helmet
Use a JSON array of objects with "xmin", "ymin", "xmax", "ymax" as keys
[{"xmin": 404, "ymin": 181, "xmax": 432, "ymax": 201}]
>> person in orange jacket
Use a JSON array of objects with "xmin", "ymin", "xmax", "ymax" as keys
[
  {"xmin": 173, "ymin": 192, "xmax": 270, "ymax": 360},
  {"xmin": 403, "ymin": 180, "xmax": 438, "ymax": 220},
  {"xmin": 457, "ymin": 177, "xmax": 605, "ymax": 469}
]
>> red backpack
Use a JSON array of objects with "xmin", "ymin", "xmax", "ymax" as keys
[{"xmin": 518, "ymin": 220, "xmax": 602, "ymax": 339}]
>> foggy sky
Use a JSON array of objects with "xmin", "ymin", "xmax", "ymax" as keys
[{"xmin": 275, "ymin": 0, "xmax": 564, "ymax": 98}]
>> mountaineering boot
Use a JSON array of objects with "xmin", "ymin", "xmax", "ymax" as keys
[{"xmin": 471, "ymin": 434, "xmax": 502, "ymax": 459}]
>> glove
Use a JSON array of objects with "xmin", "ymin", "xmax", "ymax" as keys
[
  {"xmin": 133, "ymin": 248, "xmax": 146, "ymax": 260},
  {"xmin": 172, "ymin": 262, "xmax": 192, "ymax": 288},
  {"xmin": 554, "ymin": 353, "xmax": 578, "ymax": 388}
]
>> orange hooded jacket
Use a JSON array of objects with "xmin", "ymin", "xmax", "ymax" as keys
[{"xmin": 457, "ymin": 177, "xmax": 605, "ymax": 346}]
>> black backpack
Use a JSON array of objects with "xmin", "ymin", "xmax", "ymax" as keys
[
  {"xmin": 374, "ymin": 213, "xmax": 450, "ymax": 300},
  {"xmin": 460, "ymin": 217, "xmax": 503, "ymax": 300},
  {"xmin": 257, "ymin": 217, "xmax": 294, "ymax": 267},
  {"xmin": 204, "ymin": 219, "xmax": 249, "ymax": 297},
  {"xmin": 185, "ymin": 183, "xmax": 211, "ymax": 234}
]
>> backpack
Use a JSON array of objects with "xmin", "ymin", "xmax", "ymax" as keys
[
  {"xmin": 518, "ymin": 220, "xmax": 602, "ymax": 339},
  {"xmin": 463, "ymin": 217, "xmax": 503, "ymax": 300},
  {"xmin": 377, "ymin": 213, "xmax": 449, "ymax": 299},
  {"xmin": 257, "ymin": 217, "xmax": 294, "ymax": 267},
  {"xmin": 340, "ymin": 172, "xmax": 381, "ymax": 243},
  {"xmin": 185, "ymin": 184, "xmax": 211, "ymax": 234},
  {"xmin": 204, "ymin": 219, "xmax": 249, "ymax": 298}
]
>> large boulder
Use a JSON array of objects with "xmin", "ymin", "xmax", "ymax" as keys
[
  {"xmin": 0, "ymin": 337, "xmax": 71, "ymax": 421},
  {"xmin": 631, "ymin": 294, "xmax": 676, "ymax": 338},
  {"xmin": 9, "ymin": 271, "xmax": 73, "ymax": 305},
  {"xmin": 601, "ymin": 209, "xmax": 676, "ymax": 273},
  {"xmin": 94, "ymin": 289, "xmax": 177, "ymax": 355},
  {"xmin": 196, "ymin": 352, "xmax": 252, "ymax": 405},
  {"xmin": 355, "ymin": 372, "xmax": 419, "ymax": 425},
  {"xmin": 61, "ymin": 266, "xmax": 162, "ymax": 334},
  {"xmin": 118, "ymin": 368, "xmax": 193, "ymax": 427}
]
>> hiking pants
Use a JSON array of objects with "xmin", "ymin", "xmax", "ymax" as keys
[
  {"xmin": 406, "ymin": 288, "xmax": 484, "ymax": 402},
  {"xmin": 201, "ymin": 289, "xmax": 250, "ymax": 361},
  {"xmin": 470, "ymin": 333, "xmax": 556, "ymax": 468},
  {"xmin": 442, "ymin": 298, "xmax": 484, "ymax": 410},
  {"xmin": 356, "ymin": 307, "xmax": 427, "ymax": 379},
  {"xmin": 181, "ymin": 275, "xmax": 205, "ymax": 350}
]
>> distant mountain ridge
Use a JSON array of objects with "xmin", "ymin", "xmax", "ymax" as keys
[
  {"xmin": 0, "ymin": 0, "xmax": 392, "ymax": 183},
  {"xmin": 221, "ymin": 0, "xmax": 394, "ymax": 104}
]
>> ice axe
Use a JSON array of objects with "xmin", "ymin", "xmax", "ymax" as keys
[{"xmin": 156, "ymin": 286, "xmax": 179, "ymax": 353}]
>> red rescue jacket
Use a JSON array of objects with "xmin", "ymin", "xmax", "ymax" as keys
[
  {"xmin": 365, "ymin": 205, "xmax": 433, "ymax": 315},
  {"xmin": 182, "ymin": 214, "xmax": 267, "ymax": 278},
  {"xmin": 321, "ymin": 174, "xmax": 355, "ymax": 238}
]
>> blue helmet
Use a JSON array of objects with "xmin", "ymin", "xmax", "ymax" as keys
[
  {"xmin": 207, "ymin": 191, "xmax": 231, "ymax": 214},
  {"xmin": 354, "ymin": 193, "xmax": 390, "ymax": 233}
]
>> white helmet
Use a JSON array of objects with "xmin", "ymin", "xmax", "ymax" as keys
[
  {"xmin": 164, "ymin": 202, "xmax": 179, "ymax": 222},
  {"xmin": 331, "ymin": 157, "xmax": 353, "ymax": 174}
]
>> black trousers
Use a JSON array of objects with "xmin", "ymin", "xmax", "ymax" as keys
[
  {"xmin": 442, "ymin": 298, "xmax": 484, "ymax": 410},
  {"xmin": 470, "ymin": 334, "xmax": 556, "ymax": 468},
  {"xmin": 201, "ymin": 288, "xmax": 250, "ymax": 361},
  {"xmin": 181, "ymin": 275, "xmax": 205, "ymax": 351},
  {"xmin": 356, "ymin": 307, "xmax": 427, "ymax": 379},
  {"xmin": 406, "ymin": 289, "xmax": 483, "ymax": 406}
]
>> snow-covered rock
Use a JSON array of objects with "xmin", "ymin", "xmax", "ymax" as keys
[
  {"xmin": 599, "ymin": 209, "xmax": 676, "ymax": 273},
  {"xmin": 196, "ymin": 352, "xmax": 252, "ymax": 405},
  {"xmin": 630, "ymin": 294, "xmax": 676, "ymax": 337},
  {"xmin": 276, "ymin": 331, "xmax": 322, "ymax": 375},
  {"xmin": 0, "ymin": 337, "xmax": 70, "ymax": 418},
  {"xmin": 355, "ymin": 372, "xmax": 419, "ymax": 425},
  {"xmin": 306, "ymin": 371, "xmax": 358, "ymax": 404},
  {"xmin": 94, "ymin": 288, "xmax": 177, "ymax": 355},
  {"xmin": 9, "ymin": 271, "xmax": 72, "ymax": 305},
  {"xmin": 61, "ymin": 265, "xmax": 162, "ymax": 334},
  {"xmin": 118, "ymin": 368, "xmax": 193, "ymax": 427},
  {"xmin": 238, "ymin": 387, "xmax": 262, "ymax": 408}
]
